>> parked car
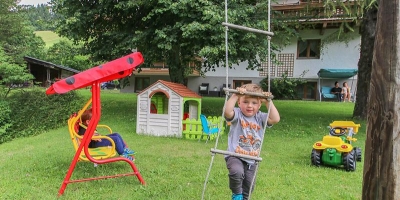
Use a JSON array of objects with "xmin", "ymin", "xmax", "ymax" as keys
[{"xmin": 101, "ymin": 81, "xmax": 120, "ymax": 90}]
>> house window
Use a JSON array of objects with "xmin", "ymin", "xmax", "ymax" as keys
[
  {"xmin": 233, "ymin": 80, "xmax": 252, "ymax": 89},
  {"xmin": 297, "ymin": 39, "xmax": 321, "ymax": 59},
  {"xmin": 135, "ymin": 77, "xmax": 150, "ymax": 93}
]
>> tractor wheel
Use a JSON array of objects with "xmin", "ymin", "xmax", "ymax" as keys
[
  {"xmin": 354, "ymin": 147, "xmax": 362, "ymax": 162},
  {"xmin": 343, "ymin": 150, "xmax": 356, "ymax": 172},
  {"xmin": 311, "ymin": 149, "xmax": 322, "ymax": 167}
]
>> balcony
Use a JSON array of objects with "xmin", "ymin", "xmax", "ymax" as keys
[
  {"xmin": 133, "ymin": 61, "xmax": 200, "ymax": 76},
  {"xmin": 272, "ymin": 0, "xmax": 362, "ymax": 25}
]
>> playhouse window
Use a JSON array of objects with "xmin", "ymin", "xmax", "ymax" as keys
[{"xmin": 150, "ymin": 93, "xmax": 169, "ymax": 114}]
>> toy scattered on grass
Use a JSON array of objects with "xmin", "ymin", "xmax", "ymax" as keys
[{"xmin": 311, "ymin": 121, "xmax": 362, "ymax": 171}]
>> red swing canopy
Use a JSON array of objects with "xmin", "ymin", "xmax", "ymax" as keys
[{"xmin": 46, "ymin": 52, "xmax": 144, "ymax": 95}]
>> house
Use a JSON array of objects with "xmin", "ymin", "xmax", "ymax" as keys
[
  {"xmin": 136, "ymin": 80, "xmax": 202, "ymax": 137},
  {"xmin": 24, "ymin": 56, "xmax": 80, "ymax": 87},
  {"xmin": 122, "ymin": 0, "xmax": 361, "ymax": 101}
]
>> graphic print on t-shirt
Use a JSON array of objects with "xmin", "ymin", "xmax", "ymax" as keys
[{"xmin": 235, "ymin": 119, "xmax": 261, "ymax": 156}]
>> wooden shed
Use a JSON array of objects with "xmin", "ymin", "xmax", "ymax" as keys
[{"xmin": 136, "ymin": 80, "xmax": 202, "ymax": 137}]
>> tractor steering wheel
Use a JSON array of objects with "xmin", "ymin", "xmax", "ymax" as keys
[{"xmin": 329, "ymin": 127, "xmax": 346, "ymax": 136}]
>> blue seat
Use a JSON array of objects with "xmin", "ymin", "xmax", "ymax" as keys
[
  {"xmin": 321, "ymin": 86, "xmax": 336, "ymax": 99},
  {"xmin": 200, "ymin": 114, "xmax": 220, "ymax": 143}
]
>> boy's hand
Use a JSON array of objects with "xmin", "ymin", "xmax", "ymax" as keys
[
  {"xmin": 262, "ymin": 92, "xmax": 273, "ymax": 103},
  {"xmin": 262, "ymin": 92, "xmax": 273, "ymax": 97},
  {"xmin": 236, "ymin": 87, "xmax": 246, "ymax": 94}
]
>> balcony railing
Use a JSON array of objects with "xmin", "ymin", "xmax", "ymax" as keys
[{"xmin": 272, "ymin": 1, "xmax": 362, "ymax": 23}]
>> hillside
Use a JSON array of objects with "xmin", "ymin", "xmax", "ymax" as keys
[{"xmin": 34, "ymin": 31, "xmax": 62, "ymax": 47}]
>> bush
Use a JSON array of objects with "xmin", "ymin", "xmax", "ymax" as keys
[
  {"xmin": 260, "ymin": 73, "xmax": 307, "ymax": 100},
  {"xmin": 0, "ymin": 100, "xmax": 12, "ymax": 143},
  {"xmin": 1, "ymin": 88, "xmax": 84, "ymax": 144}
]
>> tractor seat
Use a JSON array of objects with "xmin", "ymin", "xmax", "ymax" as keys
[{"xmin": 322, "ymin": 135, "xmax": 343, "ymax": 146}]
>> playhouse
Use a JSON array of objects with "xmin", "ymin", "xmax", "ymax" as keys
[{"xmin": 136, "ymin": 80, "xmax": 202, "ymax": 137}]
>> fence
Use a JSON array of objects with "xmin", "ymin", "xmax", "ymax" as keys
[{"xmin": 182, "ymin": 116, "xmax": 226, "ymax": 141}]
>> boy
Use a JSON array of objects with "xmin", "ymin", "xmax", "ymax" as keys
[
  {"xmin": 224, "ymin": 84, "xmax": 280, "ymax": 200},
  {"xmin": 79, "ymin": 109, "xmax": 136, "ymax": 161}
]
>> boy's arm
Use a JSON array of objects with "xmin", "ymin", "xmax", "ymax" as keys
[
  {"xmin": 224, "ymin": 93, "xmax": 239, "ymax": 120},
  {"xmin": 264, "ymin": 100, "xmax": 280, "ymax": 125}
]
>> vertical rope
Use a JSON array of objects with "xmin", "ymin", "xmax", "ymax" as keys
[
  {"xmin": 201, "ymin": 1, "xmax": 229, "ymax": 199},
  {"xmin": 202, "ymin": 0, "xmax": 273, "ymax": 199}
]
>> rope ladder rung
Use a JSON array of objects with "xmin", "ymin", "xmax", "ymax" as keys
[
  {"xmin": 210, "ymin": 148, "xmax": 263, "ymax": 162},
  {"xmin": 222, "ymin": 22, "xmax": 274, "ymax": 36},
  {"xmin": 223, "ymin": 88, "xmax": 274, "ymax": 100}
]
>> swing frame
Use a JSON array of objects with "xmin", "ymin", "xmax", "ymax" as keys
[{"xmin": 46, "ymin": 52, "xmax": 146, "ymax": 196}]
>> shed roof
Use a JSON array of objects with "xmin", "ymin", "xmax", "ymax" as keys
[
  {"xmin": 24, "ymin": 56, "xmax": 80, "ymax": 73},
  {"xmin": 142, "ymin": 80, "xmax": 201, "ymax": 98}
]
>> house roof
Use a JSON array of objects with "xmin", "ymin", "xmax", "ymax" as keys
[
  {"xmin": 24, "ymin": 56, "xmax": 81, "ymax": 73},
  {"xmin": 142, "ymin": 80, "xmax": 201, "ymax": 98}
]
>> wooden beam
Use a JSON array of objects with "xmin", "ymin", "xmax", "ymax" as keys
[
  {"xmin": 320, "ymin": 22, "xmax": 327, "ymax": 35},
  {"xmin": 363, "ymin": 0, "xmax": 400, "ymax": 198}
]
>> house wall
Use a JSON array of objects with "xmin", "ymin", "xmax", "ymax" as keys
[
  {"xmin": 136, "ymin": 83, "xmax": 183, "ymax": 137},
  {"xmin": 189, "ymin": 28, "xmax": 360, "ymax": 96},
  {"xmin": 121, "ymin": 75, "xmax": 170, "ymax": 93},
  {"xmin": 123, "ymin": 28, "xmax": 360, "ymax": 99}
]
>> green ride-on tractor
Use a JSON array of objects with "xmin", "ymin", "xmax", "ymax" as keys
[{"xmin": 311, "ymin": 121, "xmax": 362, "ymax": 171}]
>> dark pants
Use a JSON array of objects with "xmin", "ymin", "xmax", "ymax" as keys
[
  {"xmin": 335, "ymin": 93, "xmax": 343, "ymax": 102},
  {"xmin": 94, "ymin": 133, "xmax": 126, "ymax": 155},
  {"xmin": 225, "ymin": 156, "xmax": 257, "ymax": 199}
]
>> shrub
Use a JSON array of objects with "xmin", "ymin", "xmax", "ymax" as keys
[
  {"xmin": 260, "ymin": 73, "xmax": 307, "ymax": 100},
  {"xmin": 0, "ymin": 100, "xmax": 12, "ymax": 143},
  {"xmin": 1, "ymin": 88, "xmax": 84, "ymax": 144}
]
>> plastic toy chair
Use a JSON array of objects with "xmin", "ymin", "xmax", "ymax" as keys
[{"xmin": 200, "ymin": 114, "xmax": 220, "ymax": 143}]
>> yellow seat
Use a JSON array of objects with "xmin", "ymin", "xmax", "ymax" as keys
[
  {"xmin": 322, "ymin": 135, "xmax": 343, "ymax": 146},
  {"xmin": 68, "ymin": 99, "xmax": 117, "ymax": 162}
]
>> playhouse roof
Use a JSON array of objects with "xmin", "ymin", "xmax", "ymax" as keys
[{"xmin": 142, "ymin": 80, "xmax": 201, "ymax": 98}]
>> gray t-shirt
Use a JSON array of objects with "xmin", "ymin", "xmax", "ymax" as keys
[{"xmin": 226, "ymin": 107, "xmax": 270, "ymax": 164}]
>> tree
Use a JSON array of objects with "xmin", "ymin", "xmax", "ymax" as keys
[
  {"xmin": 353, "ymin": 2, "xmax": 377, "ymax": 119},
  {"xmin": 19, "ymin": 4, "xmax": 59, "ymax": 31},
  {"xmin": 51, "ymin": 0, "xmax": 273, "ymax": 84},
  {"xmin": 0, "ymin": 0, "xmax": 46, "ymax": 64},
  {"xmin": 0, "ymin": 48, "xmax": 34, "ymax": 98},
  {"xmin": 362, "ymin": 0, "xmax": 400, "ymax": 197},
  {"xmin": 45, "ymin": 40, "xmax": 100, "ymax": 71}
]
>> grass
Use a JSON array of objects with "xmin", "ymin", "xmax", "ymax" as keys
[
  {"xmin": 0, "ymin": 90, "xmax": 366, "ymax": 200},
  {"xmin": 34, "ymin": 31, "xmax": 62, "ymax": 48}
]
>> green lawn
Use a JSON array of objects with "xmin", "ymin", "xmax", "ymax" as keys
[
  {"xmin": 0, "ymin": 90, "xmax": 365, "ymax": 199},
  {"xmin": 34, "ymin": 31, "xmax": 62, "ymax": 48}
]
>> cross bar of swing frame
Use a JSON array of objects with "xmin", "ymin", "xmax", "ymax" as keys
[
  {"xmin": 223, "ymin": 88, "xmax": 274, "ymax": 100},
  {"xmin": 210, "ymin": 148, "xmax": 263, "ymax": 161},
  {"xmin": 222, "ymin": 22, "xmax": 274, "ymax": 36}
]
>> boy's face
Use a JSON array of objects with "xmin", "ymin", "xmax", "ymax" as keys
[{"xmin": 238, "ymin": 96, "xmax": 261, "ymax": 117}]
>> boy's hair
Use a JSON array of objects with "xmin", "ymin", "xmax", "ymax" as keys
[{"xmin": 81, "ymin": 109, "xmax": 92, "ymax": 124}]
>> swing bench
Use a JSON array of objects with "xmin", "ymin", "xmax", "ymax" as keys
[
  {"xmin": 68, "ymin": 99, "xmax": 117, "ymax": 161},
  {"xmin": 46, "ymin": 52, "xmax": 146, "ymax": 196}
]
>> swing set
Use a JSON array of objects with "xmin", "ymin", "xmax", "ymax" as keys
[
  {"xmin": 46, "ymin": 52, "xmax": 146, "ymax": 196},
  {"xmin": 201, "ymin": 0, "xmax": 274, "ymax": 199}
]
